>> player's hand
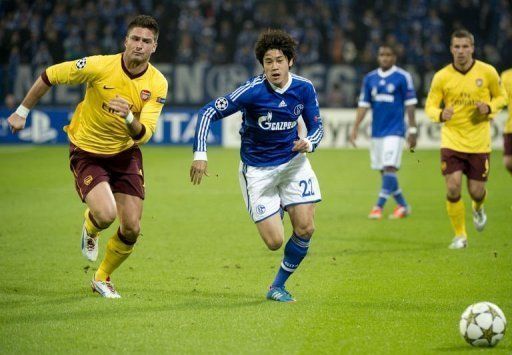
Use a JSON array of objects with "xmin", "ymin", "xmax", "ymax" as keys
[
  {"xmin": 190, "ymin": 160, "xmax": 208, "ymax": 185},
  {"xmin": 292, "ymin": 138, "xmax": 310, "ymax": 153},
  {"xmin": 407, "ymin": 134, "xmax": 417, "ymax": 150},
  {"xmin": 7, "ymin": 113, "xmax": 27, "ymax": 133},
  {"xmin": 349, "ymin": 128, "xmax": 358, "ymax": 148},
  {"xmin": 476, "ymin": 102, "xmax": 490, "ymax": 115},
  {"xmin": 108, "ymin": 95, "xmax": 131, "ymax": 118},
  {"xmin": 441, "ymin": 106, "xmax": 454, "ymax": 122}
]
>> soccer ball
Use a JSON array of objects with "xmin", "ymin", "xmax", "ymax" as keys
[{"xmin": 459, "ymin": 302, "xmax": 507, "ymax": 347}]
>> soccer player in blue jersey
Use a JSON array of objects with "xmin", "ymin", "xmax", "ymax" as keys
[
  {"xmin": 190, "ymin": 29, "xmax": 324, "ymax": 303},
  {"xmin": 349, "ymin": 44, "xmax": 418, "ymax": 220}
]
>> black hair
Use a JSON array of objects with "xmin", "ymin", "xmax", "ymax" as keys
[{"xmin": 254, "ymin": 29, "xmax": 297, "ymax": 65}]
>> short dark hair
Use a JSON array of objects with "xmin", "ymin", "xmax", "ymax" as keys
[
  {"xmin": 378, "ymin": 44, "xmax": 396, "ymax": 55},
  {"xmin": 254, "ymin": 29, "xmax": 297, "ymax": 65},
  {"xmin": 127, "ymin": 15, "xmax": 159, "ymax": 41},
  {"xmin": 451, "ymin": 29, "xmax": 474, "ymax": 45}
]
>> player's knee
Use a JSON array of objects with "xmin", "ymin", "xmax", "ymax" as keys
[
  {"xmin": 504, "ymin": 158, "xmax": 512, "ymax": 173},
  {"xmin": 121, "ymin": 223, "xmax": 140, "ymax": 242},
  {"xmin": 446, "ymin": 185, "xmax": 461, "ymax": 199},
  {"xmin": 265, "ymin": 239, "xmax": 283, "ymax": 251},
  {"xmin": 294, "ymin": 225, "xmax": 315, "ymax": 238},
  {"xmin": 469, "ymin": 188, "xmax": 485, "ymax": 202},
  {"xmin": 93, "ymin": 209, "xmax": 117, "ymax": 228}
]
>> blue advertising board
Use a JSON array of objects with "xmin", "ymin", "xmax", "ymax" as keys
[{"xmin": 0, "ymin": 108, "xmax": 222, "ymax": 146}]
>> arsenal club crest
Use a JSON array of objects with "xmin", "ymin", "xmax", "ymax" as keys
[
  {"xmin": 140, "ymin": 89, "xmax": 151, "ymax": 101},
  {"xmin": 475, "ymin": 78, "xmax": 483, "ymax": 87}
]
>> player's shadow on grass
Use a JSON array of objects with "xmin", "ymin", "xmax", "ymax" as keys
[
  {"xmin": 161, "ymin": 288, "xmax": 267, "ymax": 310},
  {"xmin": 434, "ymin": 344, "xmax": 512, "ymax": 352},
  {"xmin": 314, "ymin": 235, "xmax": 442, "ymax": 256},
  {"xmin": 2, "ymin": 289, "xmax": 268, "ymax": 325}
]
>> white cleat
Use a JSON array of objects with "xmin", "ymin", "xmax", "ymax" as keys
[
  {"xmin": 472, "ymin": 207, "xmax": 487, "ymax": 232},
  {"xmin": 91, "ymin": 277, "xmax": 121, "ymax": 299},
  {"xmin": 81, "ymin": 222, "xmax": 98, "ymax": 262},
  {"xmin": 448, "ymin": 236, "xmax": 468, "ymax": 249}
]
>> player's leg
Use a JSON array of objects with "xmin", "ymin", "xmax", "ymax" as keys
[
  {"xmin": 92, "ymin": 146, "xmax": 145, "ymax": 298},
  {"xmin": 92, "ymin": 193, "xmax": 142, "ymax": 299},
  {"xmin": 267, "ymin": 154, "xmax": 321, "ymax": 302},
  {"xmin": 503, "ymin": 133, "xmax": 512, "ymax": 175},
  {"xmin": 445, "ymin": 171, "xmax": 467, "ymax": 248},
  {"xmin": 239, "ymin": 161, "xmax": 284, "ymax": 249},
  {"xmin": 505, "ymin": 155, "xmax": 512, "ymax": 175},
  {"xmin": 465, "ymin": 152, "xmax": 490, "ymax": 232},
  {"xmin": 368, "ymin": 138, "xmax": 385, "ymax": 219},
  {"xmin": 271, "ymin": 203, "xmax": 314, "ymax": 286},
  {"xmin": 441, "ymin": 149, "xmax": 467, "ymax": 249},
  {"xmin": 380, "ymin": 136, "xmax": 409, "ymax": 219},
  {"xmin": 70, "ymin": 145, "xmax": 116, "ymax": 261},
  {"xmin": 468, "ymin": 179, "xmax": 487, "ymax": 232},
  {"xmin": 82, "ymin": 182, "xmax": 118, "ymax": 260},
  {"xmin": 255, "ymin": 214, "xmax": 285, "ymax": 250}
]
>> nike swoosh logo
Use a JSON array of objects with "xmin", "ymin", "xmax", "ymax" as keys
[{"xmin": 103, "ymin": 85, "xmax": 115, "ymax": 90}]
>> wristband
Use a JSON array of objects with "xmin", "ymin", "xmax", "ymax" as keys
[
  {"xmin": 125, "ymin": 111, "xmax": 134, "ymax": 125},
  {"xmin": 408, "ymin": 126, "xmax": 418, "ymax": 135},
  {"xmin": 15, "ymin": 105, "xmax": 30, "ymax": 119}
]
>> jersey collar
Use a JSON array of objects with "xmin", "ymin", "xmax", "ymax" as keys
[
  {"xmin": 121, "ymin": 54, "xmax": 149, "ymax": 79},
  {"xmin": 377, "ymin": 65, "xmax": 397, "ymax": 78},
  {"xmin": 452, "ymin": 59, "xmax": 476, "ymax": 75},
  {"xmin": 267, "ymin": 73, "xmax": 293, "ymax": 94}
]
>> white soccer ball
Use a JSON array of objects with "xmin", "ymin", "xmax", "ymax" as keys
[{"xmin": 459, "ymin": 302, "xmax": 507, "ymax": 347}]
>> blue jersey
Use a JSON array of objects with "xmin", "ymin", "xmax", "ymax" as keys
[
  {"xmin": 358, "ymin": 66, "xmax": 417, "ymax": 138},
  {"xmin": 193, "ymin": 73, "xmax": 324, "ymax": 167}
]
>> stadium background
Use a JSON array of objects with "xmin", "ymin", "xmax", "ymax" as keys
[{"xmin": 0, "ymin": 0, "xmax": 510, "ymax": 147}]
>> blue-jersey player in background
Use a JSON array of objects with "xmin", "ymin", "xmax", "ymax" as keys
[
  {"xmin": 350, "ymin": 44, "xmax": 418, "ymax": 220},
  {"xmin": 190, "ymin": 29, "xmax": 324, "ymax": 302}
]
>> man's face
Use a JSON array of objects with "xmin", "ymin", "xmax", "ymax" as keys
[
  {"xmin": 377, "ymin": 47, "xmax": 396, "ymax": 70},
  {"xmin": 262, "ymin": 49, "xmax": 293, "ymax": 88},
  {"xmin": 124, "ymin": 27, "xmax": 157, "ymax": 64},
  {"xmin": 450, "ymin": 37, "xmax": 474, "ymax": 67}
]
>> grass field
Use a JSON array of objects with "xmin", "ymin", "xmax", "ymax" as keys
[{"xmin": 0, "ymin": 146, "xmax": 511, "ymax": 354}]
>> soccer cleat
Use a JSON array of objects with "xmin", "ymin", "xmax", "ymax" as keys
[
  {"xmin": 266, "ymin": 286, "xmax": 296, "ymax": 303},
  {"xmin": 91, "ymin": 276, "xmax": 121, "ymax": 298},
  {"xmin": 448, "ymin": 236, "xmax": 468, "ymax": 249},
  {"xmin": 472, "ymin": 207, "xmax": 487, "ymax": 232},
  {"xmin": 368, "ymin": 206, "xmax": 383, "ymax": 220},
  {"xmin": 388, "ymin": 205, "xmax": 411, "ymax": 219},
  {"xmin": 81, "ymin": 222, "xmax": 99, "ymax": 262}
]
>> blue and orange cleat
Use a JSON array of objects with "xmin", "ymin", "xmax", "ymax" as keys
[
  {"xmin": 388, "ymin": 205, "xmax": 411, "ymax": 219},
  {"xmin": 368, "ymin": 206, "xmax": 383, "ymax": 220}
]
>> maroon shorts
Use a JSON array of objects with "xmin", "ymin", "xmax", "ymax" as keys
[
  {"xmin": 69, "ymin": 144, "xmax": 145, "ymax": 202},
  {"xmin": 440, "ymin": 148, "xmax": 490, "ymax": 181},
  {"xmin": 504, "ymin": 133, "xmax": 512, "ymax": 156}
]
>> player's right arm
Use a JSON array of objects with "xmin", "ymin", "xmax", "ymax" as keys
[
  {"xmin": 425, "ymin": 71, "xmax": 453, "ymax": 123},
  {"xmin": 7, "ymin": 77, "xmax": 51, "ymax": 133},
  {"xmin": 7, "ymin": 56, "xmax": 101, "ymax": 133},
  {"xmin": 350, "ymin": 107, "xmax": 368, "ymax": 147},
  {"xmin": 350, "ymin": 76, "xmax": 371, "ymax": 147},
  {"xmin": 190, "ymin": 82, "xmax": 249, "ymax": 185}
]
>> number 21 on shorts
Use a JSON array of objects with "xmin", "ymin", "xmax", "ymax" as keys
[{"xmin": 299, "ymin": 178, "xmax": 315, "ymax": 197}]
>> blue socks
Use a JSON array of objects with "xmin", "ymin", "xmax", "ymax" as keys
[
  {"xmin": 271, "ymin": 233, "xmax": 310, "ymax": 288},
  {"xmin": 376, "ymin": 172, "xmax": 407, "ymax": 208}
]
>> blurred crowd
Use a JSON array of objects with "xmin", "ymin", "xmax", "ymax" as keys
[{"xmin": 1, "ymin": 0, "xmax": 511, "ymax": 106}]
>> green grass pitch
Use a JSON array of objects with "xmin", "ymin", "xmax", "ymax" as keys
[{"xmin": 0, "ymin": 146, "xmax": 510, "ymax": 354}]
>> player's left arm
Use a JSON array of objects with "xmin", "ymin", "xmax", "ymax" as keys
[
  {"xmin": 127, "ymin": 79, "xmax": 168, "ymax": 144},
  {"xmin": 403, "ymin": 72, "xmax": 418, "ymax": 149},
  {"xmin": 293, "ymin": 83, "xmax": 323, "ymax": 153},
  {"xmin": 479, "ymin": 67, "xmax": 508, "ymax": 119}
]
